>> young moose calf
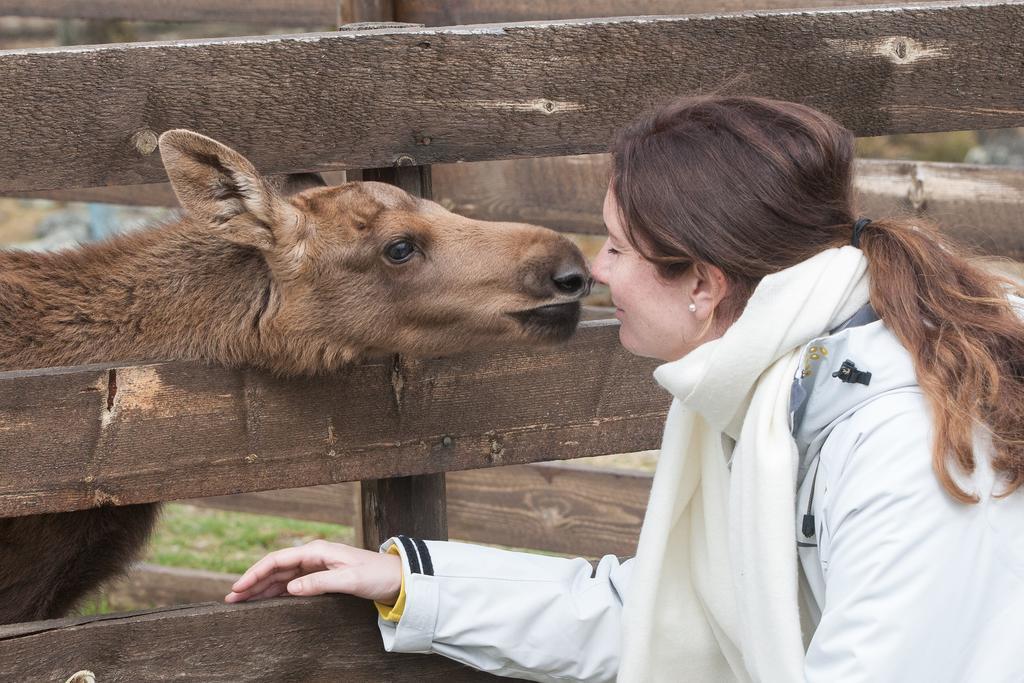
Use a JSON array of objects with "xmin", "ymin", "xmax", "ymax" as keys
[{"xmin": 0, "ymin": 131, "xmax": 589, "ymax": 624}]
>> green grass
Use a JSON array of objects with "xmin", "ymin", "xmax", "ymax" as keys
[
  {"xmin": 75, "ymin": 504, "xmax": 353, "ymax": 616},
  {"xmin": 76, "ymin": 594, "xmax": 113, "ymax": 617},
  {"xmin": 145, "ymin": 503, "xmax": 354, "ymax": 575}
]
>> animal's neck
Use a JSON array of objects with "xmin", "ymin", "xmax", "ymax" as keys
[{"xmin": 0, "ymin": 220, "xmax": 274, "ymax": 372}]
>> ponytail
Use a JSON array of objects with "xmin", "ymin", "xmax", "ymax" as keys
[{"xmin": 861, "ymin": 219, "xmax": 1024, "ymax": 502}]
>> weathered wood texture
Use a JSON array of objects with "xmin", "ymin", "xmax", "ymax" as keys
[
  {"xmin": 0, "ymin": 597, "xmax": 499, "ymax": 681},
  {"xmin": 11, "ymin": 157, "xmax": 1024, "ymax": 259},
  {"xmin": 192, "ymin": 461, "xmax": 651, "ymax": 557},
  {"xmin": 360, "ymin": 473, "xmax": 448, "ymax": 547},
  {"xmin": 441, "ymin": 462, "xmax": 648, "ymax": 556},
  {"xmin": 11, "ymin": 170, "xmax": 349, "ymax": 206},
  {"xmin": 3, "ymin": 3, "xmax": 1023, "ymax": 192},
  {"xmin": 853, "ymin": 159, "xmax": 1024, "ymax": 260},
  {"xmin": 395, "ymin": 0, "xmax": 887, "ymax": 23},
  {"xmin": 434, "ymin": 155, "xmax": 612, "ymax": 235},
  {"xmin": 0, "ymin": 0, "xmax": 343, "ymax": 25},
  {"xmin": 191, "ymin": 484, "xmax": 361, "ymax": 523},
  {"xmin": 0, "ymin": 322, "xmax": 667, "ymax": 519},
  {"xmin": 13, "ymin": 181, "xmax": 179, "ymax": 206}
]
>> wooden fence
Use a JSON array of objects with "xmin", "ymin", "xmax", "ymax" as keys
[{"xmin": 1, "ymin": 0, "xmax": 1022, "ymax": 680}]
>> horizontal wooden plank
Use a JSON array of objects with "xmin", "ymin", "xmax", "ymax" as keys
[
  {"xmin": 2, "ymin": 3, "xmax": 1023, "ymax": 192},
  {"xmin": 13, "ymin": 181, "xmax": 180, "ymax": 206},
  {"xmin": 432, "ymin": 155, "xmax": 611, "ymax": 235},
  {"xmin": 10, "ymin": 170, "xmax": 350, "ymax": 206},
  {"xmin": 396, "ymin": 0, "xmax": 887, "ymax": 23},
  {"xmin": 10, "ymin": 156, "xmax": 1024, "ymax": 260},
  {"xmin": 854, "ymin": 159, "xmax": 1024, "ymax": 260},
  {"xmin": 0, "ymin": 322, "xmax": 668, "ymax": 518},
  {"xmin": 447, "ymin": 461, "xmax": 649, "ymax": 556},
  {"xmin": 190, "ymin": 484, "xmax": 359, "ymax": 524},
  {"xmin": 0, "ymin": 596, "xmax": 499, "ymax": 681},
  {"xmin": 191, "ymin": 460, "xmax": 651, "ymax": 557},
  {"xmin": 0, "ymin": 0, "xmax": 343, "ymax": 25}
]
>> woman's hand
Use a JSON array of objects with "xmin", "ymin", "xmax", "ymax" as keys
[{"xmin": 224, "ymin": 539, "xmax": 402, "ymax": 605}]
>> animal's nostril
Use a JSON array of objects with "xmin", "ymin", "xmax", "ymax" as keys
[{"xmin": 552, "ymin": 270, "xmax": 588, "ymax": 295}]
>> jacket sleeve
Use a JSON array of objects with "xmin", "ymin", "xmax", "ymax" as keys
[{"xmin": 376, "ymin": 535, "xmax": 632, "ymax": 682}]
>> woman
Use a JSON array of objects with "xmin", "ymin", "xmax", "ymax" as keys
[{"xmin": 225, "ymin": 96, "xmax": 1024, "ymax": 682}]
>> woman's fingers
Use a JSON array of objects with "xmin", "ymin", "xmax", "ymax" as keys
[
  {"xmin": 286, "ymin": 568, "xmax": 357, "ymax": 597},
  {"xmin": 225, "ymin": 568, "xmax": 300, "ymax": 603},
  {"xmin": 231, "ymin": 541, "xmax": 338, "ymax": 593},
  {"xmin": 287, "ymin": 552, "xmax": 403, "ymax": 603},
  {"xmin": 226, "ymin": 540, "xmax": 397, "ymax": 603},
  {"xmin": 230, "ymin": 552, "xmax": 299, "ymax": 593}
]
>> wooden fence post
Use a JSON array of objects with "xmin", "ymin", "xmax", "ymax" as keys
[
  {"xmin": 355, "ymin": 160, "xmax": 448, "ymax": 550},
  {"xmin": 335, "ymin": 5, "xmax": 448, "ymax": 548}
]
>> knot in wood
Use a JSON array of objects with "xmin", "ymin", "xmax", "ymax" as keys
[
  {"xmin": 487, "ymin": 432, "xmax": 506, "ymax": 463},
  {"xmin": 131, "ymin": 129, "xmax": 158, "ymax": 156},
  {"xmin": 64, "ymin": 671, "xmax": 96, "ymax": 683}
]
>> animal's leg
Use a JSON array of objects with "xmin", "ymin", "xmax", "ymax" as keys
[{"xmin": 0, "ymin": 503, "xmax": 160, "ymax": 624}]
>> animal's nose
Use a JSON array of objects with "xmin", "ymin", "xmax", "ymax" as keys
[{"xmin": 551, "ymin": 266, "xmax": 591, "ymax": 297}]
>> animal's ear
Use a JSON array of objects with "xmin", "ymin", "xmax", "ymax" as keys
[{"xmin": 159, "ymin": 130, "xmax": 300, "ymax": 250}]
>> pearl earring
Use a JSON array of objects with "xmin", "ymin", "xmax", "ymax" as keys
[{"xmin": 688, "ymin": 303, "xmax": 697, "ymax": 313}]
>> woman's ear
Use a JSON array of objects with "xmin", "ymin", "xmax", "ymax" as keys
[{"xmin": 688, "ymin": 262, "xmax": 730, "ymax": 318}]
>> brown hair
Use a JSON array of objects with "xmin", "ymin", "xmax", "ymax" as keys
[{"xmin": 611, "ymin": 95, "xmax": 1024, "ymax": 502}]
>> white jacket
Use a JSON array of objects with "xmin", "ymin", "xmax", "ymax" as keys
[{"xmin": 378, "ymin": 305, "xmax": 1024, "ymax": 682}]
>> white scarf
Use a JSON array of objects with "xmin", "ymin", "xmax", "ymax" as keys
[{"xmin": 618, "ymin": 247, "xmax": 869, "ymax": 682}]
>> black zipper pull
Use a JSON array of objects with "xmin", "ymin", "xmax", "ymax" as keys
[
  {"xmin": 801, "ymin": 513, "xmax": 816, "ymax": 538},
  {"xmin": 832, "ymin": 359, "xmax": 871, "ymax": 386},
  {"xmin": 800, "ymin": 458, "xmax": 822, "ymax": 545}
]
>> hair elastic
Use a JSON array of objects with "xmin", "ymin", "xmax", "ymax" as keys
[{"xmin": 851, "ymin": 218, "xmax": 872, "ymax": 248}]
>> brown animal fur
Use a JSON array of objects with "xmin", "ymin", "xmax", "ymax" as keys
[{"xmin": 0, "ymin": 130, "xmax": 589, "ymax": 624}]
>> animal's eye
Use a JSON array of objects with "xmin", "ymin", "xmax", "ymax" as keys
[{"xmin": 385, "ymin": 240, "xmax": 417, "ymax": 264}]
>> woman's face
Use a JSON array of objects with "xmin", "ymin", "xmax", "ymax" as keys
[{"xmin": 591, "ymin": 188, "xmax": 726, "ymax": 362}]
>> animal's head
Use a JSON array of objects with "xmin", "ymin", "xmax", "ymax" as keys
[{"xmin": 158, "ymin": 130, "xmax": 590, "ymax": 367}]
